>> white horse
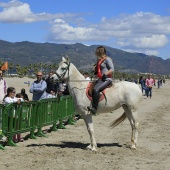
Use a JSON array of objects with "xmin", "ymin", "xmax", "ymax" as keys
[{"xmin": 55, "ymin": 57, "xmax": 142, "ymax": 151}]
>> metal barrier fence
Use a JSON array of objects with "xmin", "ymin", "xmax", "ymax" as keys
[
  {"xmin": 58, "ymin": 95, "xmax": 76, "ymax": 129},
  {"xmin": 0, "ymin": 104, "xmax": 5, "ymax": 150},
  {"xmin": 0, "ymin": 95, "xmax": 76, "ymax": 150}
]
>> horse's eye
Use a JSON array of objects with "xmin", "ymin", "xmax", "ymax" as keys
[{"xmin": 61, "ymin": 67, "xmax": 66, "ymax": 71}]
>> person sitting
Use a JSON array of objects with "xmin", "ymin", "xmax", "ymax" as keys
[{"xmin": 87, "ymin": 46, "xmax": 114, "ymax": 115}]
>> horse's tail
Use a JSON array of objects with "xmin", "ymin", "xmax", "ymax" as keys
[{"xmin": 110, "ymin": 112, "xmax": 126, "ymax": 128}]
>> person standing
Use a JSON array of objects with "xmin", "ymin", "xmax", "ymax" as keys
[
  {"xmin": 145, "ymin": 74, "xmax": 154, "ymax": 98},
  {"xmin": 4, "ymin": 87, "xmax": 24, "ymax": 142},
  {"xmin": 58, "ymin": 80, "xmax": 69, "ymax": 96},
  {"xmin": 87, "ymin": 46, "xmax": 114, "ymax": 115},
  {"xmin": 139, "ymin": 76, "xmax": 146, "ymax": 95},
  {"xmin": 45, "ymin": 71, "xmax": 59, "ymax": 98},
  {"xmin": 29, "ymin": 71, "xmax": 47, "ymax": 101},
  {"xmin": 21, "ymin": 88, "xmax": 29, "ymax": 101},
  {"xmin": 0, "ymin": 69, "xmax": 8, "ymax": 104}
]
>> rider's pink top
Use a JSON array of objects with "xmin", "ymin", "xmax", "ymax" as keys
[{"xmin": 145, "ymin": 78, "xmax": 154, "ymax": 87}]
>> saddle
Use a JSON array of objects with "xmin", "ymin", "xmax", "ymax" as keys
[{"xmin": 86, "ymin": 81, "xmax": 112, "ymax": 102}]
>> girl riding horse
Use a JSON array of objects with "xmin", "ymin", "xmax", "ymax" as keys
[{"xmin": 87, "ymin": 46, "xmax": 114, "ymax": 115}]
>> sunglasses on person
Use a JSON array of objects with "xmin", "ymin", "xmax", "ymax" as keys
[{"xmin": 37, "ymin": 75, "xmax": 42, "ymax": 76}]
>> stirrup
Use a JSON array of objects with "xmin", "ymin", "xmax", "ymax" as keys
[{"xmin": 87, "ymin": 106, "xmax": 97, "ymax": 115}]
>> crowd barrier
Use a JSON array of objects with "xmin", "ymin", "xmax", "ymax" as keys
[{"xmin": 0, "ymin": 95, "xmax": 76, "ymax": 150}]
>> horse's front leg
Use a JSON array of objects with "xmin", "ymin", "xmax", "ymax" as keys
[{"xmin": 83, "ymin": 112, "xmax": 97, "ymax": 151}]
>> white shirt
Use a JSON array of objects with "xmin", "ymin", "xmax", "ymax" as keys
[
  {"xmin": 46, "ymin": 94, "xmax": 56, "ymax": 98},
  {"xmin": 4, "ymin": 97, "xmax": 24, "ymax": 104}
]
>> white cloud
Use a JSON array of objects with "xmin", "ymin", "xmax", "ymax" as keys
[
  {"xmin": 145, "ymin": 50, "xmax": 159, "ymax": 56},
  {"xmin": 47, "ymin": 12, "xmax": 170, "ymax": 57},
  {"xmin": 47, "ymin": 19, "xmax": 97, "ymax": 42},
  {"xmin": 0, "ymin": 1, "xmax": 170, "ymax": 57},
  {"xmin": 117, "ymin": 35, "xmax": 169, "ymax": 48},
  {"xmin": 0, "ymin": 0, "xmax": 79, "ymax": 23},
  {"xmin": 0, "ymin": 0, "xmax": 48, "ymax": 23},
  {"xmin": 122, "ymin": 48, "xmax": 159, "ymax": 56}
]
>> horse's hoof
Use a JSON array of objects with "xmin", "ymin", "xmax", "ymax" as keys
[
  {"xmin": 86, "ymin": 145, "xmax": 97, "ymax": 152},
  {"xmin": 86, "ymin": 144, "xmax": 92, "ymax": 150},
  {"xmin": 92, "ymin": 148, "xmax": 97, "ymax": 152},
  {"xmin": 130, "ymin": 145, "xmax": 137, "ymax": 150}
]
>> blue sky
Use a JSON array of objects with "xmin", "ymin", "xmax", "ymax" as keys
[{"xmin": 0, "ymin": 0, "xmax": 170, "ymax": 59}]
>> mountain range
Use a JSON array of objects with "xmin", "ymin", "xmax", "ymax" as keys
[{"xmin": 0, "ymin": 40, "xmax": 170, "ymax": 74}]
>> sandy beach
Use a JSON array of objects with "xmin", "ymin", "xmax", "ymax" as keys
[{"xmin": 0, "ymin": 77, "xmax": 170, "ymax": 170}]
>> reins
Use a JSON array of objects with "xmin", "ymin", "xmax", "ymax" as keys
[{"xmin": 56, "ymin": 61, "xmax": 70, "ymax": 81}]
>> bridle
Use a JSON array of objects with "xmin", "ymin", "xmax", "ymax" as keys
[{"xmin": 56, "ymin": 61, "xmax": 70, "ymax": 81}]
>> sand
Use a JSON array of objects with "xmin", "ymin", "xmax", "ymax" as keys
[{"xmin": 0, "ymin": 77, "xmax": 170, "ymax": 170}]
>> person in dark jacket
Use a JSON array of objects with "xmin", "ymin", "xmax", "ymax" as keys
[
  {"xmin": 45, "ymin": 71, "xmax": 59, "ymax": 97},
  {"xmin": 21, "ymin": 88, "xmax": 29, "ymax": 101}
]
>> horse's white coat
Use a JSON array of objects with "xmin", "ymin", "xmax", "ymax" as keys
[{"xmin": 56, "ymin": 57, "xmax": 142, "ymax": 151}]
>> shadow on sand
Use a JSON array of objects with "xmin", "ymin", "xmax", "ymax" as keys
[{"xmin": 26, "ymin": 141, "xmax": 122, "ymax": 149}]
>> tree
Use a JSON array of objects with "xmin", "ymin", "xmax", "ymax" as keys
[
  {"xmin": 38, "ymin": 62, "xmax": 43, "ymax": 72},
  {"xmin": 33, "ymin": 64, "xmax": 38, "ymax": 74},
  {"xmin": 8, "ymin": 62, "xmax": 14, "ymax": 75},
  {"xmin": 43, "ymin": 63, "xmax": 48, "ymax": 75}
]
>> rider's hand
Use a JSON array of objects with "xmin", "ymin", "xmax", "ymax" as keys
[{"xmin": 102, "ymin": 74, "xmax": 108, "ymax": 81}]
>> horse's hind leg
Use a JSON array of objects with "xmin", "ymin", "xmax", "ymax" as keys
[
  {"xmin": 82, "ymin": 112, "xmax": 97, "ymax": 151},
  {"xmin": 122, "ymin": 105, "xmax": 139, "ymax": 149}
]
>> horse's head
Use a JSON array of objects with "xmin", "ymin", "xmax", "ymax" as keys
[
  {"xmin": 50, "ymin": 73, "xmax": 58, "ymax": 83},
  {"xmin": 56, "ymin": 56, "xmax": 70, "ymax": 81}
]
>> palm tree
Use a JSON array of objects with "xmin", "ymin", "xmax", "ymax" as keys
[
  {"xmin": 0, "ymin": 60, "xmax": 3, "ymax": 68},
  {"xmin": 8, "ymin": 62, "xmax": 14, "ymax": 75},
  {"xmin": 51, "ymin": 63, "xmax": 58, "ymax": 71},
  {"xmin": 15, "ymin": 64, "xmax": 21, "ymax": 75},
  {"xmin": 38, "ymin": 62, "xmax": 43, "ymax": 72},
  {"xmin": 23, "ymin": 66, "xmax": 29, "ymax": 76},
  {"xmin": 43, "ymin": 63, "xmax": 48, "ymax": 75},
  {"xmin": 33, "ymin": 64, "xmax": 38, "ymax": 74},
  {"xmin": 48, "ymin": 64, "xmax": 52, "ymax": 72},
  {"xmin": 28, "ymin": 64, "xmax": 33, "ymax": 75}
]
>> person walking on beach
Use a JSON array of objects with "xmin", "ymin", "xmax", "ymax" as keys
[
  {"xmin": 139, "ymin": 76, "xmax": 146, "ymax": 95},
  {"xmin": 0, "ymin": 69, "xmax": 8, "ymax": 104},
  {"xmin": 29, "ymin": 71, "xmax": 47, "ymax": 101},
  {"xmin": 145, "ymin": 74, "xmax": 154, "ymax": 98}
]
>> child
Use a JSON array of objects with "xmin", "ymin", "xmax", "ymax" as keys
[{"xmin": 4, "ymin": 87, "xmax": 24, "ymax": 142}]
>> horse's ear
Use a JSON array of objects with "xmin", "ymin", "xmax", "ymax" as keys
[
  {"xmin": 62, "ymin": 57, "xmax": 66, "ymax": 61},
  {"xmin": 66, "ymin": 55, "xmax": 70, "ymax": 63}
]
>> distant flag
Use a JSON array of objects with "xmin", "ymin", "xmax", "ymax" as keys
[{"xmin": 1, "ymin": 61, "xmax": 8, "ymax": 70}]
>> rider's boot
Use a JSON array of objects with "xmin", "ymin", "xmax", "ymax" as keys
[
  {"xmin": 87, "ymin": 106, "xmax": 97, "ymax": 115},
  {"xmin": 87, "ymin": 91, "xmax": 99, "ymax": 115}
]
